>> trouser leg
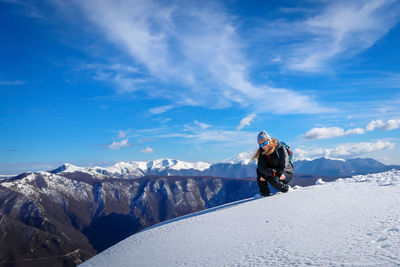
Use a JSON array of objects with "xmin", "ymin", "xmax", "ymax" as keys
[
  {"xmin": 257, "ymin": 176, "xmax": 270, "ymax": 196},
  {"xmin": 268, "ymin": 175, "xmax": 290, "ymax": 193}
]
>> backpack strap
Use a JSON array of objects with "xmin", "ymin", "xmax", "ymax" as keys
[{"xmin": 277, "ymin": 141, "xmax": 294, "ymax": 165}]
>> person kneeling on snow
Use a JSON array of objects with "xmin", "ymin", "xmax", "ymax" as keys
[{"xmin": 252, "ymin": 130, "xmax": 294, "ymax": 197}]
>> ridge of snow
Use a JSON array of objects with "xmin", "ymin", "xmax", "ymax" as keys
[
  {"xmin": 80, "ymin": 170, "xmax": 400, "ymax": 266},
  {"xmin": 294, "ymin": 157, "xmax": 347, "ymax": 162},
  {"xmin": 322, "ymin": 156, "xmax": 346, "ymax": 162},
  {"xmin": 293, "ymin": 157, "xmax": 313, "ymax": 162},
  {"xmin": 334, "ymin": 170, "xmax": 400, "ymax": 186}
]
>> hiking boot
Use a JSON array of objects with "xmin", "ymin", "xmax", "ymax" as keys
[{"xmin": 281, "ymin": 184, "xmax": 289, "ymax": 193}]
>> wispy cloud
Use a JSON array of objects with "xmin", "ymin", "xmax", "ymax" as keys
[
  {"xmin": 193, "ymin": 130, "xmax": 256, "ymax": 146},
  {"xmin": 295, "ymin": 140, "xmax": 395, "ymax": 160},
  {"xmin": 54, "ymin": 0, "xmax": 329, "ymax": 114},
  {"xmin": 237, "ymin": 114, "xmax": 257, "ymax": 131},
  {"xmin": 151, "ymin": 120, "xmax": 256, "ymax": 146},
  {"xmin": 366, "ymin": 119, "xmax": 400, "ymax": 131},
  {"xmin": 303, "ymin": 126, "xmax": 365, "ymax": 140},
  {"xmin": 194, "ymin": 120, "xmax": 211, "ymax": 130},
  {"xmin": 81, "ymin": 63, "xmax": 150, "ymax": 93},
  {"xmin": 260, "ymin": 0, "xmax": 400, "ymax": 72},
  {"xmin": 149, "ymin": 105, "xmax": 175, "ymax": 115}
]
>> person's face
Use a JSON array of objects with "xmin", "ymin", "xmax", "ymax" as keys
[{"xmin": 258, "ymin": 139, "xmax": 270, "ymax": 151}]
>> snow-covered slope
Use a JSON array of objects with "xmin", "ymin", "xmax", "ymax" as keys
[{"xmin": 80, "ymin": 170, "xmax": 400, "ymax": 266}]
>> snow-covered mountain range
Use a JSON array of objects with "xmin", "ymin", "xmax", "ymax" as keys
[
  {"xmin": 294, "ymin": 157, "xmax": 400, "ymax": 176},
  {"xmin": 80, "ymin": 170, "xmax": 400, "ymax": 266},
  {"xmin": 45, "ymin": 157, "xmax": 400, "ymax": 179},
  {"xmin": 48, "ymin": 158, "xmax": 256, "ymax": 179},
  {"xmin": 50, "ymin": 159, "xmax": 210, "ymax": 177}
]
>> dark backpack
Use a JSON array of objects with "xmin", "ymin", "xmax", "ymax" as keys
[{"xmin": 277, "ymin": 141, "xmax": 294, "ymax": 165}]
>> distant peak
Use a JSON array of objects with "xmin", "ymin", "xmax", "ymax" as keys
[{"xmin": 49, "ymin": 163, "xmax": 81, "ymax": 173}]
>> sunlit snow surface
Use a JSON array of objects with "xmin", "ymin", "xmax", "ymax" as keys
[{"xmin": 80, "ymin": 170, "xmax": 400, "ymax": 266}]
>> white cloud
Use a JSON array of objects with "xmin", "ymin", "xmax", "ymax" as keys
[
  {"xmin": 384, "ymin": 119, "xmax": 400, "ymax": 130},
  {"xmin": 304, "ymin": 127, "xmax": 343, "ymax": 140},
  {"xmin": 366, "ymin": 119, "xmax": 400, "ymax": 131},
  {"xmin": 108, "ymin": 139, "xmax": 129, "ymax": 150},
  {"xmin": 330, "ymin": 141, "xmax": 395, "ymax": 157},
  {"xmin": 149, "ymin": 105, "xmax": 175, "ymax": 115},
  {"xmin": 345, "ymin": 128, "xmax": 365, "ymax": 135},
  {"xmin": 366, "ymin": 120, "xmax": 384, "ymax": 131},
  {"xmin": 237, "ymin": 114, "xmax": 257, "ymax": 131},
  {"xmin": 295, "ymin": 140, "xmax": 395, "ymax": 160},
  {"xmin": 141, "ymin": 147, "xmax": 153, "ymax": 153},
  {"xmin": 303, "ymin": 126, "xmax": 365, "ymax": 140}
]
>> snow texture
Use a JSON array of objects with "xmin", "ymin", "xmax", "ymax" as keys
[{"xmin": 80, "ymin": 170, "xmax": 400, "ymax": 266}]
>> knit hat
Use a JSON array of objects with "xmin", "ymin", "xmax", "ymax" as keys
[{"xmin": 257, "ymin": 130, "xmax": 271, "ymax": 144}]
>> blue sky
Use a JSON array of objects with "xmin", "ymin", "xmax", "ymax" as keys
[{"xmin": 1, "ymin": 0, "xmax": 400, "ymax": 173}]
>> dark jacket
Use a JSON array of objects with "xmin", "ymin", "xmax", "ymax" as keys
[{"xmin": 257, "ymin": 141, "xmax": 294, "ymax": 179}]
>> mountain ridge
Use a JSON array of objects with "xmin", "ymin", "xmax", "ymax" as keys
[
  {"xmin": 41, "ymin": 157, "xmax": 400, "ymax": 179},
  {"xmin": 2, "ymin": 157, "xmax": 399, "ymax": 180}
]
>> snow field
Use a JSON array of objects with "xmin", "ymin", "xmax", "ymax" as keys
[{"xmin": 80, "ymin": 171, "xmax": 400, "ymax": 266}]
